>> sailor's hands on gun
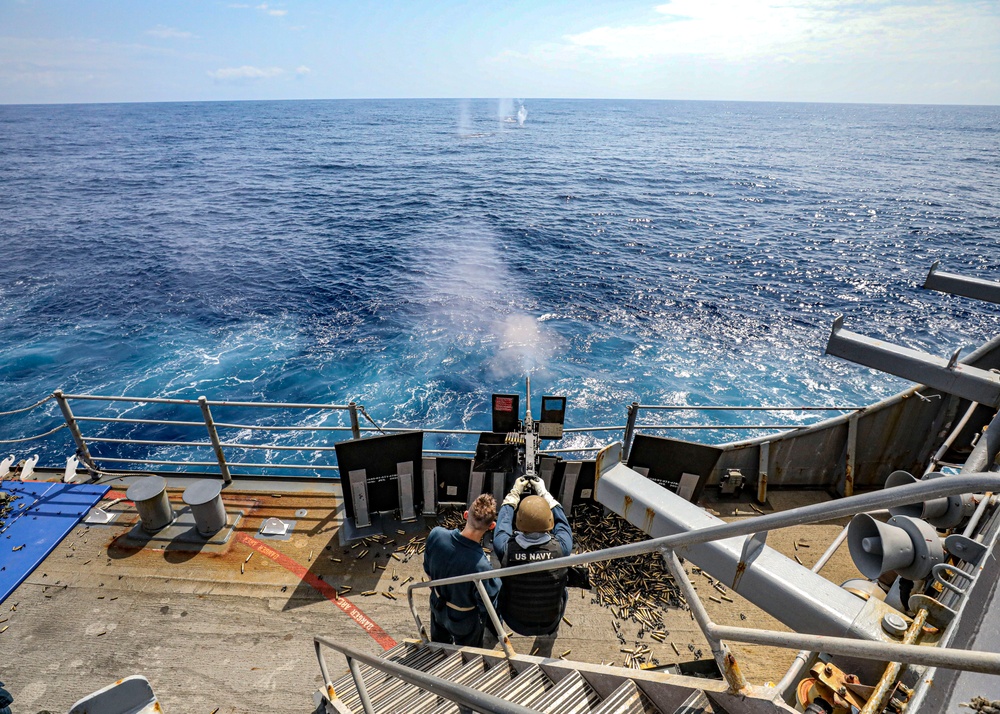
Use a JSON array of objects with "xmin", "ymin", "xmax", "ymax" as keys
[
  {"xmin": 503, "ymin": 476, "xmax": 532, "ymax": 509},
  {"xmin": 529, "ymin": 475, "xmax": 560, "ymax": 510}
]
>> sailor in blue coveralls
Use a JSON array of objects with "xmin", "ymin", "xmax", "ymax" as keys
[
  {"xmin": 423, "ymin": 493, "xmax": 501, "ymax": 647},
  {"xmin": 493, "ymin": 476, "xmax": 573, "ymax": 656}
]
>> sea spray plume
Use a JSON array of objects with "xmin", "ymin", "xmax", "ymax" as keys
[
  {"xmin": 457, "ymin": 99, "xmax": 473, "ymax": 137},
  {"xmin": 497, "ymin": 98, "xmax": 515, "ymax": 122},
  {"xmin": 383, "ymin": 220, "xmax": 561, "ymax": 400},
  {"xmin": 489, "ymin": 313, "xmax": 560, "ymax": 379},
  {"xmin": 517, "ymin": 104, "xmax": 527, "ymax": 126}
]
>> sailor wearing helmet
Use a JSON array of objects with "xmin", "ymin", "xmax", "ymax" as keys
[{"xmin": 493, "ymin": 476, "xmax": 573, "ymax": 655}]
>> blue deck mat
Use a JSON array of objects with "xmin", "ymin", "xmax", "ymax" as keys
[{"xmin": 0, "ymin": 481, "xmax": 109, "ymax": 604}]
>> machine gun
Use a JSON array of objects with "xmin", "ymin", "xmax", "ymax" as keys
[{"xmin": 474, "ymin": 377, "xmax": 566, "ymax": 482}]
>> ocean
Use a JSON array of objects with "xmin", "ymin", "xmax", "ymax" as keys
[{"xmin": 1, "ymin": 99, "xmax": 998, "ymax": 470}]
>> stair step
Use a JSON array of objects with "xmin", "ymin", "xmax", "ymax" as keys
[
  {"xmin": 592, "ymin": 680, "xmax": 661, "ymax": 714},
  {"xmin": 426, "ymin": 661, "xmax": 513, "ymax": 714},
  {"xmin": 409, "ymin": 656, "xmax": 486, "ymax": 714},
  {"xmin": 374, "ymin": 651, "xmax": 466, "ymax": 713},
  {"xmin": 492, "ymin": 664, "xmax": 554, "ymax": 708},
  {"xmin": 672, "ymin": 690, "xmax": 710, "ymax": 714},
  {"xmin": 532, "ymin": 670, "xmax": 602, "ymax": 714},
  {"xmin": 330, "ymin": 642, "xmax": 412, "ymax": 695},
  {"xmin": 340, "ymin": 644, "xmax": 448, "ymax": 711}
]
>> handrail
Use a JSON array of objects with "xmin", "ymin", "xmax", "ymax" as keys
[
  {"xmin": 313, "ymin": 636, "xmax": 540, "ymax": 714},
  {"xmin": 408, "ymin": 473, "xmax": 1000, "ymax": 591},
  {"xmin": 408, "ymin": 473, "xmax": 1000, "ymax": 684},
  {"xmin": 2, "ymin": 391, "xmax": 878, "ymax": 479},
  {"xmin": 635, "ymin": 405, "xmax": 864, "ymax": 411},
  {"xmin": 61, "ymin": 393, "xmax": 354, "ymax": 409}
]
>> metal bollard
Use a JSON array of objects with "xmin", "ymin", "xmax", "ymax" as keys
[
  {"xmin": 126, "ymin": 476, "xmax": 174, "ymax": 532},
  {"xmin": 182, "ymin": 479, "xmax": 227, "ymax": 536}
]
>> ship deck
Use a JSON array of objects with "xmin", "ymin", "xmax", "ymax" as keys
[{"xmin": 0, "ymin": 474, "xmax": 861, "ymax": 713}]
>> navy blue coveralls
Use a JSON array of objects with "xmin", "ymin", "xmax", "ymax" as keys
[{"xmin": 423, "ymin": 526, "xmax": 501, "ymax": 647}]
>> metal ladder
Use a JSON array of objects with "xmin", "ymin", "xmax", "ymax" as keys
[{"xmin": 316, "ymin": 640, "xmax": 711, "ymax": 714}]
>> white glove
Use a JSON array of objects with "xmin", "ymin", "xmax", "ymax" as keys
[
  {"xmin": 530, "ymin": 477, "xmax": 560, "ymax": 510},
  {"xmin": 503, "ymin": 477, "xmax": 531, "ymax": 509}
]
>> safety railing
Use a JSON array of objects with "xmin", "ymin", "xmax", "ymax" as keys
[
  {"xmin": 314, "ymin": 636, "xmax": 540, "ymax": 714},
  {"xmin": 0, "ymin": 391, "xmax": 867, "ymax": 478},
  {"xmin": 407, "ymin": 469, "xmax": 1000, "ymax": 696},
  {"xmin": 620, "ymin": 402, "xmax": 865, "ymax": 460}
]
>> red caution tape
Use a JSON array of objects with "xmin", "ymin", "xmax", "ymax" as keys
[
  {"xmin": 234, "ymin": 532, "xmax": 398, "ymax": 650},
  {"xmin": 105, "ymin": 489, "xmax": 397, "ymax": 649}
]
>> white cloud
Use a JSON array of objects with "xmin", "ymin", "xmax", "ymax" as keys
[
  {"xmin": 295, "ymin": 65, "xmax": 311, "ymax": 75},
  {"xmin": 548, "ymin": 0, "xmax": 1000, "ymax": 64},
  {"xmin": 256, "ymin": 3, "xmax": 287, "ymax": 16},
  {"xmin": 207, "ymin": 65, "xmax": 284, "ymax": 81},
  {"xmin": 146, "ymin": 25, "xmax": 195, "ymax": 40},
  {"xmin": 229, "ymin": 3, "xmax": 287, "ymax": 16}
]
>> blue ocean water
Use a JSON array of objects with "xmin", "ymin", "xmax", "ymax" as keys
[{"xmin": 0, "ymin": 99, "xmax": 998, "ymax": 469}]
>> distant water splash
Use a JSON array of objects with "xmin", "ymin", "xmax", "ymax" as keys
[
  {"xmin": 517, "ymin": 104, "xmax": 528, "ymax": 126},
  {"xmin": 457, "ymin": 99, "xmax": 472, "ymax": 137},
  {"xmin": 497, "ymin": 98, "xmax": 515, "ymax": 123}
]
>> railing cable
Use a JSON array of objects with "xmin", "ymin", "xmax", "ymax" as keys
[
  {"xmin": 0, "ymin": 393, "xmax": 55, "ymax": 416},
  {"xmin": 357, "ymin": 405, "xmax": 386, "ymax": 435},
  {"xmin": 0, "ymin": 424, "xmax": 67, "ymax": 443}
]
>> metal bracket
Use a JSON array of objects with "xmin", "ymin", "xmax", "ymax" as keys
[
  {"xmin": 490, "ymin": 472, "xmax": 505, "ymax": 509},
  {"xmin": 559, "ymin": 461, "xmax": 581, "ymax": 511},
  {"xmin": 421, "ymin": 457, "xmax": 437, "ymax": 516},
  {"xmin": 908, "ymin": 593, "xmax": 957, "ymax": 628},
  {"xmin": 260, "ymin": 517, "xmax": 292, "ymax": 536},
  {"xmin": 945, "ymin": 533, "xmax": 988, "ymax": 565},
  {"xmin": 733, "ymin": 531, "xmax": 768, "ymax": 590},
  {"xmin": 83, "ymin": 507, "xmax": 118, "ymax": 525},
  {"xmin": 932, "ymin": 562, "xmax": 976, "ymax": 596},
  {"xmin": 397, "ymin": 461, "xmax": 416, "ymax": 522},
  {"xmin": 349, "ymin": 469, "xmax": 371, "ymax": 528},
  {"xmin": 467, "ymin": 471, "xmax": 485, "ymax": 508}
]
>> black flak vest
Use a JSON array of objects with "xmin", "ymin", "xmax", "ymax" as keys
[{"xmin": 499, "ymin": 537, "xmax": 567, "ymax": 631}]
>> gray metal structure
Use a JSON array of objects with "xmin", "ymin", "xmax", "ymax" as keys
[{"xmin": 924, "ymin": 260, "xmax": 1000, "ymax": 304}]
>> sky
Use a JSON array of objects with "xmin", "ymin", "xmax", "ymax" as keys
[{"xmin": 1, "ymin": 0, "xmax": 998, "ymax": 105}]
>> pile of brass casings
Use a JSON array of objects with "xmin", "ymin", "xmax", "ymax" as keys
[{"xmin": 571, "ymin": 503, "xmax": 687, "ymax": 630}]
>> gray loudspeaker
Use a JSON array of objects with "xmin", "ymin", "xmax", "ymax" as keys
[
  {"xmin": 885, "ymin": 470, "xmax": 975, "ymax": 529},
  {"xmin": 848, "ymin": 513, "xmax": 944, "ymax": 580}
]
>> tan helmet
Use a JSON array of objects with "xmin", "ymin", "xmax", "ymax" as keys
[{"xmin": 515, "ymin": 495, "xmax": 554, "ymax": 533}]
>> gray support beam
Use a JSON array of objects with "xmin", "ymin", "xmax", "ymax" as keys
[
  {"xmin": 622, "ymin": 401, "xmax": 640, "ymax": 460},
  {"xmin": 757, "ymin": 441, "xmax": 769, "ymax": 504},
  {"xmin": 348, "ymin": 402, "xmax": 361, "ymax": 439},
  {"xmin": 962, "ymin": 409, "xmax": 1000, "ymax": 474},
  {"xmin": 559, "ymin": 461, "xmax": 581, "ymax": 511},
  {"xmin": 491, "ymin": 472, "xmax": 506, "ymax": 508},
  {"xmin": 198, "ymin": 396, "xmax": 232, "ymax": 483},
  {"xmin": 826, "ymin": 317, "xmax": 1000, "ymax": 408},
  {"xmin": 597, "ymin": 461, "xmax": 897, "ymax": 640},
  {"xmin": 53, "ymin": 390, "xmax": 99, "ymax": 474},
  {"xmin": 924, "ymin": 261, "xmax": 1000, "ymax": 304},
  {"xmin": 843, "ymin": 413, "xmax": 859, "ymax": 497}
]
